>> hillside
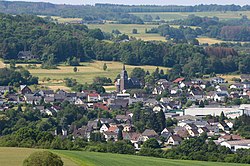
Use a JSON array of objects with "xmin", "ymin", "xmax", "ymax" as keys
[{"xmin": 0, "ymin": 147, "xmax": 249, "ymax": 166}]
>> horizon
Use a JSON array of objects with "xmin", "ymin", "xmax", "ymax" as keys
[{"xmin": 5, "ymin": 0, "xmax": 250, "ymax": 6}]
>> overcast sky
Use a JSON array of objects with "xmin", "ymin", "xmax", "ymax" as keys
[{"xmin": 7, "ymin": 0, "xmax": 250, "ymax": 6}]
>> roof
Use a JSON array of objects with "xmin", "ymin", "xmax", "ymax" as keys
[
  {"xmin": 219, "ymin": 134, "xmax": 243, "ymax": 141},
  {"xmin": 223, "ymin": 139, "xmax": 250, "ymax": 146},
  {"xmin": 173, "ymin": 78, "xmax": 185, "ymax": 83},
  {"xmin": 88, "ymin": 93, "xmax": 100, "ymax": 97},
  {"xmin": 170, "ymin": 135, "xmax": 183, "ymax": 142},
  {"xmin": 142, "ymin": 129, "xmax": 158, "ymax": 137}
]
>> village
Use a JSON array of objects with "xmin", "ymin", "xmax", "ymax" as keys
[{"xmin": 0, "ymin": 65, "xmax": 250, "ymax": 152}]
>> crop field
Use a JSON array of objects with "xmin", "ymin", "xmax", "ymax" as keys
[
  {"xmin": 197, "ymin": 37, "xmax": 225, "ymax": 45},
  {"xmin": 87, "ymin": 23, "xmax": 166, "ymax": 41},
  {"xmin": 131, "ymin": 11, "xmax": 250, "ymax": 21},
  {"xmin": 0, "ymin": 147, "xmax": 249, "ymax": 166}
]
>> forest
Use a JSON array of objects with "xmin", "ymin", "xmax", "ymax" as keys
[{"xmin": 1, "ymin": 14, "xmax": 250, "ymax": 79}]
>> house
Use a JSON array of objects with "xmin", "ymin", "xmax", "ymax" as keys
[
  {"xmin": 173, "ymin": 78, "xmax": 185, "ymax": 84},
  {"xmin": 0, "ymin": 86, "xmax": 11, "ymax": 94},
  {"xmin": 187, "ymin": 128, "xmax": 199, "ymax": 137},
  {"xmin": 93, "ymin": 103, "xmax": 109, "ymax": 111},
  {"xmin": 107, "ymin": 98, "xmax": 129, "ymax": 109},
  {"xmin": 241, "ymin": 74, "xmax": 250, "ymax": 82},
  {"xmin": 75, "ymin": 98, "xmax": 85, "ymax": 105},
  {"xmin": 139, "ymin": 129, "xmax": 158, "ymax": 142},
  {"xmin": 73, "ymin": 126, "xmax": 92, "ymax": 139},
  {"xmin": 211, "ymin": 77, "xmax": 225, "ymax": 84},
  {"xmin": 230, "ymin": 84, "xmax": 243, "ymax": 89},
  {"xmin": 39, "ymin": 90, "xmax": 54, "ymax": 97},
  {"xmin": 87, "ymin": 121, "xmax": 99, "ymax": 130},
  {"xmin": 116, "ymin": 114, "xmax": 131, "ymax": 123},
  {"xmin": 214, "ymin": 92, "xmax": 228, "ymax": 102},
  {"xmin": 157, "ymin": 79, "xmax": 168, "ymax": 85},
  {"xmin": 218, "ymin": 134, "xmax": 243, "ymax": 142},
  {"xmin": 103, "ymin": 131, "xmax": 118, "ymax": 141},
  {"xmin": 100, "ymin": 124, "xmax": 110, "ymax": 133},
  {"xmin": 24, "ymin": 94, "xmax": 42, "ymax": 104},
  {"xmin": 218, "ymin": 121, "xmax": 230, "ymax": 132},
  {"xmin": 242, "ymin": 82, "xmax": 250, "ymax": 89},
  {"xmin": 87, "ymin": 93, "xmax": 100, "ymax": 102},
  {"xmin": 123, "ymin": 125, "xmax": 133, "ymax": 132},
  {"xmin": 108, "ymin": 125, "xmax": 120, "ymax": 133},
  {"xmin": 17, "ymin": 51, "xmax": 38, "ymax": 60},
  {"xmin": 20, "ymin": 85, "xmax": 32, "ymax": 94},
  {"xmin": 7, "ymin": 94, "xmax": 20, "ymax": 104},
  {"xmin": 166, "ymin": 135, "xmax": 182, "ymax": 145},
  {"xmin": 190, "ymin": 90, "xmax": 204, "ymax": 100},
  {"xmin": 198, "ymin": 127, "xmax": 209, "ymax": 135}
]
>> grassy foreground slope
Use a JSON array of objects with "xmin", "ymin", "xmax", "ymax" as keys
[
  {"xmin": 0, "ymin": 147, "xmax": 249, "ymax": 166},
  {"xmin": 53, "ymin": 150, "xmax": 249, "ymax": 166},
  {"xmin": 0, "ymin": 147, "xmax": 77, "ymax": 166}
]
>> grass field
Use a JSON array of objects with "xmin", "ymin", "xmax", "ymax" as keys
[
  {"xmin": 11, "ymin": 61, "xmax": 169, "ymax": 90},
  {"xmin": 87, "ymin": 23, "xmax": 166, "ymax": 41},
  {"xmin": 131, "ymin": 11, "xmax": 250, "ymax": 21},
  {"xmin": 0, "ymin": 147, "xmax": 249, "ymax": 166},
  {"xmin": 0, "ymin": 147, "xmax": 77, "ymax": 166}
]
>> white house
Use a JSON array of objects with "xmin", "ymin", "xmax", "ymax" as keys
[
  {"xmin": 166, "ymin": 135, "xmax": 182, "ymax": 145},
  {"xmin": 100, "ymin": 124, "xmax": 109, "ymax": 133},
  {"xmin": 87, "ymin": 93, "xmax": 100, "ymax": 102},
  {"xmin": 211, "ymin": 77, "xmax": 225, "ymax": 84}
]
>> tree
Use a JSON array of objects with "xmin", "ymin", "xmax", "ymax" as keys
[
  {"xmin": 132, "ymin": 29, "xmax": 138, "ymax": 34},
  {"xmin": 143, "ymin": 138, "xmax": 160, "ymax": 149},
  {"xmin": 23, "ymin": 151, "xmax": 63, "ymax": 166},
  {"xmin": 73, "ymin": 67, "xmax": 77, "ymax": 73},
  {"xmin": 103, "ymin": 63, "xmax": 107, "ymax": 71},
  {"xmin": 219, "ymin": 111, "xmax": 226, "ymax": 122},
  {"xmin": 157, "ymin": 110, "xmax": 166, "ymax": 132},
  {"xmin": 117, "ymin": 129, "xmax": 123, "ymax": 140},
  {"xmin": 130, "ymin": 67, "xmax": 145, "ymax": 83},
  {"xmin": 9, "ymin": 60, "xmax": 16, "ymax": 70}
]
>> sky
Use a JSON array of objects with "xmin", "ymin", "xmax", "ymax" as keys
[{"xmin": 7, "ymin": 0, "xmax": 250, "ymax": 6}]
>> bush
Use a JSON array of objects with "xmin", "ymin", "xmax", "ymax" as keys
[{"xmin": 23, "ymin": 151, "xmax": 63, "ymax": 166}]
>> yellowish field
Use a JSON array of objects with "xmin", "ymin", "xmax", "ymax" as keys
[
  {"xmin": 0, "ymin": 147, "xmax": 77, "ymax": 166},
  {"xmin": 197, "ymin": 37, "xmax": 224, "ymax": 45},
  {"xmin": 16, "ymin": 61, "xmax": 169, "ymax": 89},
  {"xmin": 220, "ymin": 74, "xmax": 240, "ymax": 84}
]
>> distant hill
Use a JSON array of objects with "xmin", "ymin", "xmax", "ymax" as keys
[{"xmin": 0, "ymin": 1, "xmax": 143, "ymax": 24}]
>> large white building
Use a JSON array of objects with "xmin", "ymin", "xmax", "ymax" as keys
[{"xmin": 185, "ymin": 106, "xmax": 244, "ymax": 119}]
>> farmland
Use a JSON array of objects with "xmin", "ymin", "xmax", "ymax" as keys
[
  {"xmin": 131, "ymin": 11, "xmax": 250, "ymax": 21},
  {"xmin": 87, "ymin": 23, "xmax": 166, "ymax": 41},
  {"xmin": 0, "ymin": 147, "xmax": 249, "ymax": 166},
  {"xmin": 4, "ymin": 61, "xmax": 169, "ymax": 90}
]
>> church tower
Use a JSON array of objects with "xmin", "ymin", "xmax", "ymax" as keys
[{"xmin": 120, "ymin": 64, "xmax": 129, "ymax": 92}]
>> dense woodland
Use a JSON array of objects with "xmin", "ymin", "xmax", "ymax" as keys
[
  {"xmin": 1, "ymin": 14, "xmax": 250, "ymax": 80},
  {"xmin": 96, "ymin": 4, "xmax": 250, "ymax": 12}
]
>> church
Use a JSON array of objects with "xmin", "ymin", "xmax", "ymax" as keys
[{"xmin": 115, "ymin": 65, "xmax": 141, "ymax": 92}]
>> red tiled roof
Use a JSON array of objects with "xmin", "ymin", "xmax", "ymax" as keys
[
  {"xmin": 88, "ymin": 93, "xmax": 100, "ymax": 97},
  {"xmin": 173, "ymin": 77, "xmax": 185, "ymax": 83}
]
